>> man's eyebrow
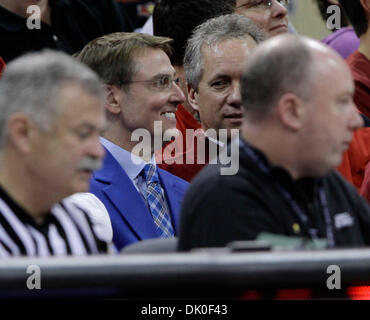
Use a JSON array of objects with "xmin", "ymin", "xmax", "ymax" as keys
[
  {"xmin": 236, "ymin": 0, "xmax": 253, "ymax": 8},
  {"xmin": 75, "ymin": 123, "xmax": 95, "ymax": 128},
  {"xmin": 209, "ymin": 74, "xmax": 231, "ymax": 81},
  {"xmin": 74, "ymin": 122, "xmax": 106, "ymax": 131},
  {"xmin": 151, "ymin": 72, "xmax": 177, "ymax": 78}
]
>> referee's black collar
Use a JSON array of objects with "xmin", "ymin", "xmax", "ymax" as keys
[
  {"xmin": 0, "ymin": 184, "xmax": 53, "ymax": 233},
  {"xmin": 0, "ymin": 0, "xmax": 70, "ymax": 31}
]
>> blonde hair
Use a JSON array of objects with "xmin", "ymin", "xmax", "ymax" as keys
[{"xmin": 76, "ymin": 32, "xmax": 173, "ymax": 91}]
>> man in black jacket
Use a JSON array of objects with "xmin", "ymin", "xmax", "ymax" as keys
[
  {"xmin": 178, "ymin": 34, "xmax": 370, "ymax": 251},
  {"xmin": 0, "ymin": 0, "xmax": 132, "ymax": 62}
]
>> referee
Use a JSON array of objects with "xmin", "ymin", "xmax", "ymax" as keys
[{"xmin": 0, "ymin": 50, "xmax": 110, "ymax": 257}]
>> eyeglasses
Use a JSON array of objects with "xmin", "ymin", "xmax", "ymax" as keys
[
  {"xmin": 236, "ymin": 0, "xmax": 290, "ymax": 10},
  {"xmin": 123, "ymin": 75, "xmax": 181, "ymax": 92}
]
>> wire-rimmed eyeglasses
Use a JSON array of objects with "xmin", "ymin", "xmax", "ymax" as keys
[
  {"xmin": 236, "ymin": 0, "xmax": 290, "ymax": 10},
  {"xmin": 121, "ymin": 75, "xmax": 180, "ymax": 91}
]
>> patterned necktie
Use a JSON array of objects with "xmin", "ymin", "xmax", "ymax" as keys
[{"xmin": 141, "ymin": 164, "xmax": 174, "ymax": 238}]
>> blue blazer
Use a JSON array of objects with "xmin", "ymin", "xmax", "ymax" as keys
[{"xmin": 90, "ymin": 149, "xmax": 189, "ymax": 250}]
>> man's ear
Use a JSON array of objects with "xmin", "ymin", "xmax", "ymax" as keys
[
  {"xmin": 361, "ymin": 0, "xmax": 370, "ymax": 14},
  {"xmin": 105, "ymin": 84, "xmax": 123, "ymax": 115},
  {"xmin": 187, "ymin": 83, "xmax": 200, "ymax": 112},
  {"xmin": 276, "ymin": 93, "xmax": 305, "ymax": 131},
  {"xmin": 7, "ymin": 113, "xmax": 34, "ymax": 153}
]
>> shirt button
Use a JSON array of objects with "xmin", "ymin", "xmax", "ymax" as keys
[{"xmin": 53, "ymin": 35, "xmax": 58, "ymax": 41}]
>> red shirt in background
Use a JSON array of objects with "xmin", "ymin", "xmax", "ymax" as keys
[
  {"xmin": 337, "ymin": 127, "xmax": 370, "ymax": 192},
  {"xmin": 337, "ymin": 51, "xmax": 370, "ymax": 192},
  {"xmin": 0, "ymin": 57, "xmax": 5, "ymax": 78},
  {"xmin": 156, "ymin": 104, "xmax": 207, "ymax": 182},
  {"xmin": 347, "ymin": 51, "xmax": 370, "ymax": 118},
  {"xmin": 174, "ymin": 104, "xmax": 201, "ymax": 143},
  {"xmin": 360, "ymin": 161, "xmax": 370, "ymax": 201}
]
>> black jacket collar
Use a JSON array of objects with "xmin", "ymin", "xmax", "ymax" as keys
[{"xmin": 239, "ymin": 137, "xmax": 320, "ymax": 202}]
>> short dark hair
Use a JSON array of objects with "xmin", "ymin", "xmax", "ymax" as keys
[
  {"xmin": 153, "ymin": 0, "xmax": 235, "ymax": 66},
  {"xmin": 314, "ymin": 0, "xmax": 348, "ymax": 28},
  {"xmin": 338, "ymin": 0, "xmax": 368, "ymax": 36},
  {"xmin": 241, "ymin": 36, "xmax": 314, "ymax": 119}
]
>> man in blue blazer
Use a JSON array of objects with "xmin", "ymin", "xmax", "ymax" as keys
[{"xmin": 77, "ymin": 32, "xmax": 188, "ymax": 250}]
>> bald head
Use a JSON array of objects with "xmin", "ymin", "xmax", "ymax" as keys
[
  {"xmin": 241, "ymin": 34, "xmax": 351, "ymax": 120},
  {"xmin": 241, "ymin": 34, "xmax": 363, "ymax": 178}
]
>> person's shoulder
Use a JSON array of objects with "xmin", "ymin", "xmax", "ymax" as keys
[
  {"xmin": 158, "ymin": 166, "xmax": 189, "ymax": 188},
  {"xmin": 322, "ymin": 27, "xmax": 359, "ymax": 59},
  {"xmin": 195, "ymin": 141, "xmax": 253, "ymax": 184},
  {"xmin": 347, "ymin": 50, "xmax": 370, "ymax": 69},
  {"xmin": 326, "ymin": 171, "xmax": 370, "ymax": 220},
  {"xmin": 326, "ymin": 170, "xmax": 353, "ymax": 184},
  {"xmin": 61, "ymin": 192, "xmax": 113, "ymax": 244},
  {"xmin": 187, "ymin": 161, "xmax": 250, "ymax": 198},
  {"xmin": 346, "ymin": 51, "xmax": 370, "ymax": 88},
  {"xmin": 325, "ymin": 170, "xmax": 364, "ymax": 199},
  {"xmin": 324, "ymin": 27, "xmax": 357, "ymax": 43}
]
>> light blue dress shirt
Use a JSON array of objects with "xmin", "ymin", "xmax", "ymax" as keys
[{"xmin": 100, "ymin": 137, "xmax": 169, "ymax": 210}]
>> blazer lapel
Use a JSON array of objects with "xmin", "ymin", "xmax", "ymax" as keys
[{"xmin": 94, "ymin": 150, "xmax": 159, "ymax": 240}]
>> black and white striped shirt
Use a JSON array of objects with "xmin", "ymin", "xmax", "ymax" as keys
[{"xmin": 0, "ymin": 187, "xmax": 109, "ymax": 257}]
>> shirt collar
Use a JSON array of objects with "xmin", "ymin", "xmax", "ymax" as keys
[
  {"xmin": 239, "ymin": 137, "xmax": 320, "ymax": 196},
  {"xmin": 0, "ymin": 184, "xmax": 52, "ymax": 233},
  {"xmin": 100, "ymin": 137, "xmax": 156, "ymax": 181},
  {"xmin": 239, "ymin": 137, "xmax": 272, "ymax": 171}
]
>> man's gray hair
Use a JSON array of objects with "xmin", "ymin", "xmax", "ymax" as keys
[
  {"xmin": 184, "ymin": 14, "xmax": 266, "ymax": 91},
  {"xmin": 241, "ymin": 35, "xmax": 314, "ymax": 120},
  {"xmin": 0, "ymin": 50, "xmax": 104, "ymax": 148}
]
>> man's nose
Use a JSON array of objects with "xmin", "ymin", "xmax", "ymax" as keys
[
  {"xmin": 169, "ymin": 80, "xmax": 186, "ymax": 105},
  {"xmin": 349, "ymin": 105, "xmax": 365, "ymax": 130},
  {"xmin": 271, "ymin": 0, "xmax": 288, "ymax": 18},
  {"xmin": 227, "ymin": 82, "xmax": 242, "ymax": 108}
]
